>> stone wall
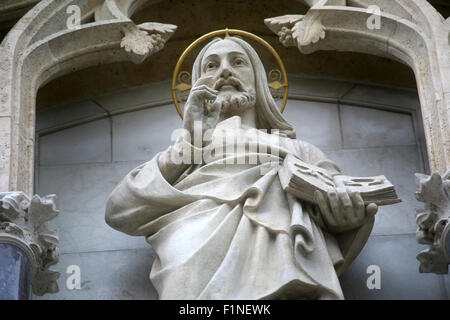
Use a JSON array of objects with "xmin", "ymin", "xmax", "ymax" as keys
[{"xmin": 32, "ymin": 75, "xmax": 449, "ymax": 299}]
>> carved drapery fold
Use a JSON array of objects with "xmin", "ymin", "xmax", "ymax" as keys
[{"xmin": 0, "ymin": 192, "xmax": 59, "ymax": 295}]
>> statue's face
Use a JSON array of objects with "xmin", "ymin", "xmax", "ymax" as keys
[{"xmin": 201, "ymin": 39, "xmax": 256, "ymax": 115}]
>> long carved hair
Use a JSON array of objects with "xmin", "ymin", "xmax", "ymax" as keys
[{"xmin": 191, "ymin": 37, "xmax": 296, "ymax": 139}]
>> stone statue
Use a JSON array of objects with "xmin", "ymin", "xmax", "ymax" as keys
[{"xmin": 105, "ymin": 37, "xmax": 379, "ymax": 300}]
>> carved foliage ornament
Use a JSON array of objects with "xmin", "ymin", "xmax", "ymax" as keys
[
  {"xmin": 0, "ymin": 192, "xmax": 60, "ymax": 296},
  {"xmin": 264, "ymin": 12, "xmax": 326, "ymax": 52},
  {"xmin": 94, "ymin": 0, "xmax": 177, "ymax": 63},
  {"xmin": 120, "ymin": 22, "xmax": 177, "ymax": 63},
  {"xmin": 415, "ymin": 172, "xmax": 450, "ymax": 274}
]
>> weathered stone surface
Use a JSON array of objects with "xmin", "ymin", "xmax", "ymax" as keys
[
  {"xmin": 341, "ymin": 85, "xmax": 421, "ymax": 110},
  {"xmin": 94, "ymin": 81, "xmax": 173, "ymax": 114},
  {"xmin": 0, "ymin": 0, "xmax": 178, "ymax": 194},
  {"xmin": 39, "ymin": 119, "xmax": 111, "ymax": 165},
  {"xmin": 285, "ymin": 100, "xmax": 341, "ymax": 150},
  {"xmin": 340, "ymin": 105, "xmax": 416, "ymax": 148},
  {"xmin": 38, "ymin": 162, "xmax": 149, "ymax": 253},
  {"xmin": 33, "ymin": 248, "xmax": 159, "ymax": 300},
  {"xmin": 0, "ymin": 192, "xmax": 59, "ymax": 296},
  {"xmin": 444, "ymin": 274, "xmax": 450, "ymax": 298},
  {"xmin": 415, "ymin": 171, "xmax": 450, "ymax": 274},
  {"xmin": 36, "ymin": 100, "xmax": 106, "ymax": 133},
  {"xmin": 112, "ymin": 105, "xmax": 187, "ymax": 162},
  {"xmin": 340, "ymin": 234, "xmax": 447, "ymax": 299},
  {"xmin": 0, "ymin": 117, "xmax": 11, "ymax": 193}
]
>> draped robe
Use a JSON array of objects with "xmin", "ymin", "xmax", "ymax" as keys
[{"xmin": 105, "ymin": 116, "xmax": 374, "ymax": 300}]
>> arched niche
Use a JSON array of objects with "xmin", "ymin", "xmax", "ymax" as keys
[
  {"xmin": 1, "ymin": 0, "xmax": 448, "ymax": 192},
  {"xmin": 0, "ymin": 0, "xmax": 175, "ymax": 195},
  {"xmin": 265, "ymin": 0, "xmax": 450, "ymax": 274},
  {"xmin": 2, "ymin": 0, "xmax": 448, "ymax": 194},
  {"xmin": 266, "ymin": 0, "xmax": 450, "ymax": 175},
  {"xmin": 0, "ymin": 0, "xmax": 448, "ymax": 280}
]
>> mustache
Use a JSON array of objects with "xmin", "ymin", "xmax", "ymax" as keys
[
  {"xmin": 213, "ymin": 77, "xmax": 245, "ymax": 91},
  {"xmin": 212, "ymin": 88, "xmax": 256, "ymax": 111}
]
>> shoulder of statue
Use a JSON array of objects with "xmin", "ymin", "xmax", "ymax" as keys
[{"xmin": 293, "ymin": 139, "xmax": 327, "ymax": 163}]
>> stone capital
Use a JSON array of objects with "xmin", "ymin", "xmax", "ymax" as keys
[
  {"xmin": 415, "ymin": 171, "xmax": 450, "ymax": 274},
  {"xmin": 0, "ymin": 192, "xmax": 60, "ymax": 295}
]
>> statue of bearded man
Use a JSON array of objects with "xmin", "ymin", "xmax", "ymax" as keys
[{"xmin": 105, "ymin": 37, "xmax": 378, "ymax": 300}]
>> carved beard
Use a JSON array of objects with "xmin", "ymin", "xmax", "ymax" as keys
[
  {"xmin": 216, "ymin": 88, "xmax": 256, "ymax": 115},
  {"xmin": 212, "ymin": 77, "xmax": 256, "ymax": 115}
]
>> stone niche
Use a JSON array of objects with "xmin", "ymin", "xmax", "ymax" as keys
[
  {"xmin": 0, "ymin": 0, "xmax": 449, "ymax": 299},
  {"xmin": 36, "ymin": 0, "xmax": 418, "ymax": 111}
]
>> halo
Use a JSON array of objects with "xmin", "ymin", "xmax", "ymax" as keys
[{"xmin": 171, "ymin": 28, "xmax": 289, "ymax": 119}]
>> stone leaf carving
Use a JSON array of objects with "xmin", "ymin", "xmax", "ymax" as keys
[
  {"xmin": 264, "ymin": 15, "xmax": 304, "ymax": 47},
  {"xmin": 264, "ymin": 12, "xmax": 325, "ymax": 50},
  {"xmin": 415, "ymin": 171, "xmax": 450, "ymax": 274},
  {"xmin": 292, "ymin": 12, "xmax": 325, "ymax": 47},
  {"xmin": 0, "ymin": 222, "xmax": 24, "ymax": 238},
  {"xmin": 93, "ymin": 0, "xmax": 177, "ymax": 63},
  {"xmin": 138, "ymin": 22, "xmax": 178, "ymax": 42},
  {"xmin": 120, "ymin": 23, "xmax": 177, "ymax": 62},
  {"xmin": 0, "ymin": 192, "xmax": 60, "ymax": 295},
  {"xmin": 0, "ymin": 192, "xmax": 29, "ymax": 221}
]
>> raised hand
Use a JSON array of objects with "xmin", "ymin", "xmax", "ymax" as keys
[{"xmin": 183, "ymin": 76, "xmax": 222, "ymax": 146}]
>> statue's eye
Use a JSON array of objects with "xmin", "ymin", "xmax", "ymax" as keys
[
  {"xmin": 234, "ymin": 59, "xmax": 244, "ymax": 66},
  {"xmin": 206, "ymin": 62, "xmax": 217, "ymax": 70}
]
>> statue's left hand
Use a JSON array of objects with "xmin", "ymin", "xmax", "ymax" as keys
[{"xmin": 313, "ymin": 188, "xmax": 378, "ymax": 232}]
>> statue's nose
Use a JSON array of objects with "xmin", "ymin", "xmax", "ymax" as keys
[{"xmin": 220, "ymin": 66, "xmax": 232, "ymax": 79}]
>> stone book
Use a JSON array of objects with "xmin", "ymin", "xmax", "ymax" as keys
[{"xmin": 279, "ymin": 154, "xmax": 401, "ymax": 206}]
